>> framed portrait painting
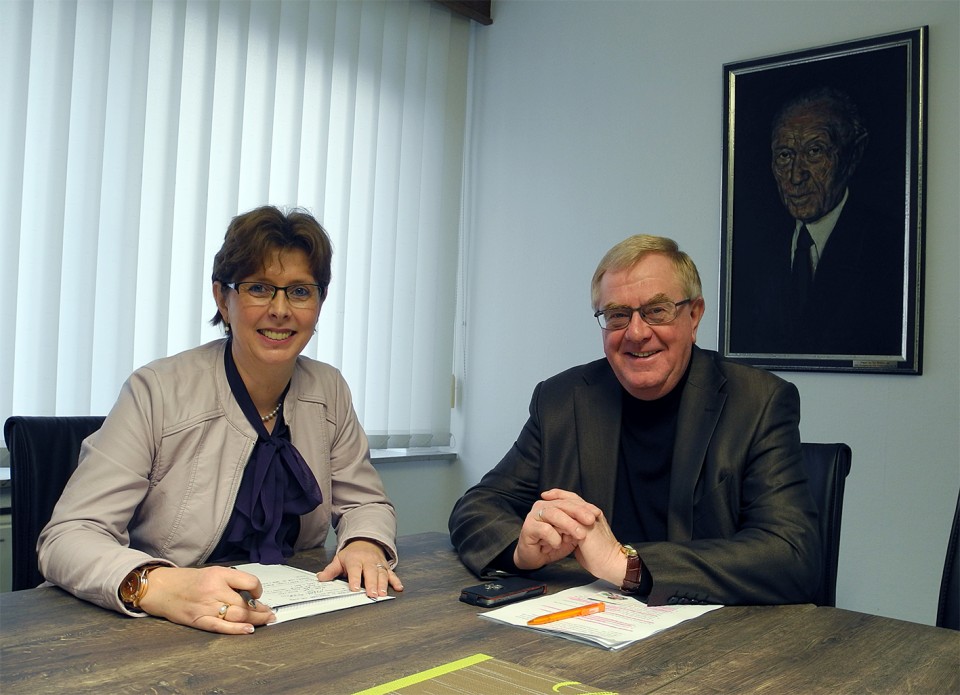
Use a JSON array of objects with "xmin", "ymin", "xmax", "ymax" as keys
[{"xmin": 719, "ymin": 27, "xmax": 927, "ymax": 374}]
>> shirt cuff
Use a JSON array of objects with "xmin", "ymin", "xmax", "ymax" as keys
[{"xmin": 483, "ymin": 540, "xmax": 522, "ymax": 576}]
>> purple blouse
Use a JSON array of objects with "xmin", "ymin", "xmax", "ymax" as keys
[{"xmin": 208, "ymin": 343, "xmax": 323, "ymax": 564}]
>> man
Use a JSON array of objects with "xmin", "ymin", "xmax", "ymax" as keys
[
  {"xmin": 730, "ymin": 87, "xmax": 904, "ymax": 356},
  {"xmin": 449, "ymin": 235, "xmax": 820, "ymax": 606}
]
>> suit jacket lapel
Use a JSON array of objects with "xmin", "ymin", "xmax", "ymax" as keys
[
  {"xmin": 669, "ymin": 347, "xmax": 726, "ymax": 540},
  {"xmin": 575, "ymin": 360, "xmax": 622, "ymax": 516}
]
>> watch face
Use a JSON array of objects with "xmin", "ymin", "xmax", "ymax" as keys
[{"xmin": 120, "ymin": 571, "xmax": 142, "ymax": 603}]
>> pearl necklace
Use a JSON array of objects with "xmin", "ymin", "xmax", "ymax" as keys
[{"xmin": 261, "ymin": 402, "xmax": 282, "ymax": 422}]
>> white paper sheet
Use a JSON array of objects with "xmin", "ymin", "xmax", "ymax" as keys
[{"xmin": 479, "ymin": 580, "xmax": 721, "ymax": 650}]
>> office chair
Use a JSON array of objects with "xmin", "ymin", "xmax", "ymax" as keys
[
  {"xmin": 936, "ymin": 490, "xmax": 959, "ymax": 630},
  {"xmin": 3, "ymin": 415, "xmax": 105, "ymax": 591},
  {"xmin": 800, "ymin": 442, "xmax": 852, "ymax": 607}
]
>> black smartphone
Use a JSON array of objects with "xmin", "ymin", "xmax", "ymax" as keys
[{"xmin": 459, "ymin": 577, "xmax": 546, "ymax": 607}]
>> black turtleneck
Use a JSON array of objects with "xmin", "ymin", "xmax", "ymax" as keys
[{"xmin": 611, "ymin": 364, "xmax": 689, "ymax": 545}]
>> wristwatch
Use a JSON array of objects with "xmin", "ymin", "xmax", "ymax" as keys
[
  {"xmin": 119, "ymin": 564, "xmax": 163, "ymax": 610},
  {"xmin": 620, "ymin": 544, "xmax": 642, "ymax": 594}
]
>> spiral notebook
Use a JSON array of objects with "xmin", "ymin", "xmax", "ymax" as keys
[{"xmin": 232, "ymin": 562, "xmax": 393, "ymax": 624}]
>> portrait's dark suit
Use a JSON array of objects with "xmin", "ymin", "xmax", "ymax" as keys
[
  {"xmin": 449, "ymin": 347, "xmax": 821, "ymax": 606},
  {"xmin": 730, "ymin": 194, "xmax": 905, "ymax": 356}
]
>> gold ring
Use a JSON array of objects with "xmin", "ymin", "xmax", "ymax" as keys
[
  {"xmin": 537, "ymin": 508, "xmax": 544, "ymax": 520},
  {"xmin": 375, "ymin": 563, "xmax": 385, "ymax": 569},
  {"xmin": 218, "ymin": 603, "xmax": 229, "ymax": 618}
]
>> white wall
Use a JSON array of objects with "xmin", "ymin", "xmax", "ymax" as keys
[{"xmin": 455, "ymin": 0, "xmax": 959, "ymax": 625}]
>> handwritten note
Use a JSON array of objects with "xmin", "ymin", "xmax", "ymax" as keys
[{"xmin": 232, "ymin": 562, "xmax": 392, "ymax": 624}]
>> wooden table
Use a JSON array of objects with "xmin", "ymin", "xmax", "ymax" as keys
[{"xmin": 1, "ymin": 532, "xmax": 956, "ymax": 694}]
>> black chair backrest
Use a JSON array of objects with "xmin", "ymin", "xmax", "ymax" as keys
[
  {"xmin": 3, "ymin": 415, "xmax": 106, "ymax": 591},
  {"xmin": 800, "ymin": 442, "xmax": 852, "ymax": 607},
  {"xmin": 937, "ymin": 491, "xmax": 959, "ymax": 630}
]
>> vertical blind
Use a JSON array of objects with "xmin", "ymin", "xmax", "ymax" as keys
[{"xmin": 0, "ymin": 0, "xmax": 468, "ymax": 449}]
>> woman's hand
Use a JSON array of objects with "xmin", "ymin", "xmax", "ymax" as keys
[
  {"xmin": 317, "ymin": 539, "xmax": 403, "ymax": 598},
  {"xmin": 137, "ymin": 566, "xmax": 276, "ymax": 635}
]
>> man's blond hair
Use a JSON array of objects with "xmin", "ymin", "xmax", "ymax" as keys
[{"xmin": 590, "ymin": 235, "xmax": 703, "ymax": 310}]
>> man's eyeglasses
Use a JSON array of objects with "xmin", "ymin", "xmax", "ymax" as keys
[
  {"xmin": 221, "ymin": 281, "xmax": 323, "ymax": 308},
  {"xmin": 594, "ymin": 299, "xmax": 691, "ymax": 330}
]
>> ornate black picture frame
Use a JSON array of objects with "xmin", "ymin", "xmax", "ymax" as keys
[{"xmin": 719, "ymin": 27, "xmax": 927, "ymax": 374}]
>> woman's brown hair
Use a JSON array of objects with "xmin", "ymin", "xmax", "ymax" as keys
[{"xmin": 209, "ymin": 205, "xmax": 333, "ymax": 328}]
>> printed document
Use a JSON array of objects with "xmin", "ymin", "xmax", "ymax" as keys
[{"xmin": 480, "ymin": 580, "xmax": 721, "ymax": 650}]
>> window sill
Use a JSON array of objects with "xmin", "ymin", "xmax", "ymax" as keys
[{"xmin": 370, "ymin": 447, "xmax": 458, "ymax": 464}]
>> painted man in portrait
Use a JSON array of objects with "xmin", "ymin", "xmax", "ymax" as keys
[{"xmin": 730, "ymin": 87, "xmax": 905, "ymax": 357}]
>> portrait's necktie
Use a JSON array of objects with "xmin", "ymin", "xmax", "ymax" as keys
[{"xmin": 791, "ymin": 225, "xmax": 814, "ymax": 314}]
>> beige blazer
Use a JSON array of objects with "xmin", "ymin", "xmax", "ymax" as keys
[{"xmin": 38, "ymin": 339, "xmax": 397, "ymax": 614}]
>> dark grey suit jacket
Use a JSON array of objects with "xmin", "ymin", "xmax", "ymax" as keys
[{"xmin": 448, "ymin": 346, "xmax": 821, "ymax": 606}]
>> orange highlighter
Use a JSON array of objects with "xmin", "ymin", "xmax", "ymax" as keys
[{"xmin": 527, "ymin": 601, "xmax": 605, "ymax": 626}]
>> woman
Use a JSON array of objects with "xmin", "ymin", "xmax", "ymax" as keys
[{"xmin": 38, "ymin": 206, "xmax": 402, "ymax": 634}]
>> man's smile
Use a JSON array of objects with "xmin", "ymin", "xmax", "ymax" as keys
[{"xmin": 626, "ymin": 350, "xmax": 659, "ymax": 359}]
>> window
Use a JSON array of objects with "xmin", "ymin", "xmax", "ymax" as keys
[{"xmin": 1, "ymin": 0, "xmax": 469, "ymax": 448}]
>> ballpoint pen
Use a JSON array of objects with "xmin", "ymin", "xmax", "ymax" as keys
[
  {"xmin": 237, "ymin": 589, "xmax": 258, "ymax": 608},
  {"xmin": 229, "ymin": 567, "xmax": 259, "ymax": 607},
  {"xmin": 527, "ymin": 602, "xmax": 605, "ymax": 626}
]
